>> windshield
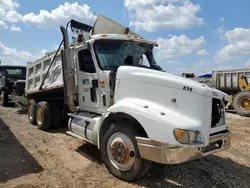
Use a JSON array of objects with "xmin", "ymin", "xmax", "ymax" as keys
[
  {"xmin": 94, "ymin": 40, "xmax": 163, "ymax": 71},
  {"xmin": 1, "ymin": 67, "xmax": 26, "ymax": 77}
]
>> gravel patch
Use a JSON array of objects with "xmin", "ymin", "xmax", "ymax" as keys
[{"xmin": 0, "ymin": 106, "xmax": 250, "ymax": 188}]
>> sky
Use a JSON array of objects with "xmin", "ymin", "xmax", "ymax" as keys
[{"xmin": 0, "ymin": 0, "xmax": 250, "ymax": 76}]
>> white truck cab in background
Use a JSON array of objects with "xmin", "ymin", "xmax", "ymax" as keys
[{"xmin": 26, "ymin": 14, "xmax": 231, "ymax": 182}]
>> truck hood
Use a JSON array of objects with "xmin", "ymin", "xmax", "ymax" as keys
[
  {"xmin": 117, "ymin": 66, "xmax": 224, "ymax": 99},
  {"xmin": 115, "ymin": 66, "xmax": 228, "ymax": 145}
]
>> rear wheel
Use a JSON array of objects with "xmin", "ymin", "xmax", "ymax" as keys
[
  {"xmin": 36, "ymin": 101, "xmax": 52, "ymax": 130},
  {"xmin": 0, "ymin": 91, "xmax": 8, "ymax": 107},
  {"xmin": 100, "ymin": 121, "xmax": 151, "ymax": 182},
  {"xmin": 28, "ymin": 100, "xmax": 37, "ymax": 125},
  {"xmin": 233, "ymin": 91, "xmax": 250, "ymax": 116}
]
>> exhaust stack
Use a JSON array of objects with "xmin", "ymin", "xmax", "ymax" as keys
[{"xmin": 60, "ymin": 26, "xmax": 77, "ymax": 113}]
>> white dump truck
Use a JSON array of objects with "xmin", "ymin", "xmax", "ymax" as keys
[{"xmin": 25, "ymin": 14, "xmax": 231, "ymax": 181}]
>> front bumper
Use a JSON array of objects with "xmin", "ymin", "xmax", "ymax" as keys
[{"xmin": 136, "ymin": 130, "xmax": 231, "ymax": 164}]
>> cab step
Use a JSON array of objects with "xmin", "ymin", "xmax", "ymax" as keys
[
  {"xmin": 68, "ymin": 113, "xmax": 97, "ymax": 123},
  {"xmin": 66, "ymin": 131, "xmax": 94, "ymax": 144}
]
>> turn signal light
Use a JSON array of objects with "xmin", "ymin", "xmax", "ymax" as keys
[{"xmin": 99, "ymin": 80, "xmax": 105, "ymax": 85}]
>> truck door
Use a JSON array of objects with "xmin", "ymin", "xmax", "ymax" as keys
[{"xmin": 76, "ymin": 46, "xmax": 101, "ymax": 112}]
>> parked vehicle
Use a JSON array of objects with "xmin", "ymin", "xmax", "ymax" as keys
[
  {"xmin": 197, "ymin": 74, "xmax": 212, "ymax": 87},
  {"xmin": 211, "ymin": 68, "xmax": 250, "ymax": 116},
  {"xmin": 182, "ymin": 72, "xmax": 196, "ymax": 80},
  {"xmin": 0, "ymin": 65, "xmax": 26, "ymax": 107},
  {"xmin": 25, "ymin": 14, "xmax": 231, "ymax": 181}
]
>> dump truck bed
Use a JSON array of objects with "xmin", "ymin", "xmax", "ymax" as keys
[
  {"xmin": 25, "ymin": 51, "xmax": 63, "ymax": 95},
  {"xmin": 211, "ymin": 68, "xmax": 250, "ymax": 93}
]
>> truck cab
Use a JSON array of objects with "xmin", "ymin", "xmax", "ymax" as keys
[
  {"xmin": 0, "ymin": 65, "xmax": 26, "ymax": 106},
  {"xmin": 26, "ymin": 14, "xmax": 231, "ymax": 182}
]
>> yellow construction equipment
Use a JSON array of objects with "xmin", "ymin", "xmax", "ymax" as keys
[
  {"xmin": 225, "ymin": 75, "xmax": 250, "ymax": 116},
  {"xmin": 239, "ymin": 74, "xmax": 250, "ymax": 91},
  {"xmin": 233, "ymin": 74, "xmax": 250, "ymax": 115},
  {"xmin": 210, "ymin": 68, "xmax": 250, "ymax": 117}
]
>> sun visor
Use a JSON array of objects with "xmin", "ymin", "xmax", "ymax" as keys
[{"xmin": 70, "ymin": 19, "xmax": 92, "ymax": 32}]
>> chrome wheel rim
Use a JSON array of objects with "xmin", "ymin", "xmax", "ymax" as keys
[
  {"xmin": 36, "ymin": 107, "xmax": 43, "ymax": 125},
  {"xmin": 107, "ymin": 132, "xmax": 136, "ymax": 171},
  {"xmin": 239, "ymin": 97, "xmax": 250, "ymax": 111},
  {"xmin": 0, "ymin": 92, "xmax": 3, "ymax": 104},
  {"xmin": 28, "ymin": 104, "xmax": 33, "ymax": 120}
]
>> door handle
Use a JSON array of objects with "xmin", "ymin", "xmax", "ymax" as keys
[{"xmin": 92, "ymin": 79, "xmax": 98, "ymax": 88}]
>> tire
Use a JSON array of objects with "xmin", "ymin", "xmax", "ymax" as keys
[
  {"xmin": 233, "ymin": 91, "xmax": 250, "ymax": 117},
  {"xmin": 50, "ymin": 102, "xmax": 62, "ymax": 128},
  {"xmin": 100, "ymin": 121, "xmax": 151, "ymax": 182},
  {"xmin": 0, "ymin": 90, "xmax": 8, "ymax": 107},
  {"xmin": 28, "ymin": 100, "xmax": 37, "ymax": 125},
  {"xmin": 36, "ymin": 101, "xmax": 52, "ymax": 130}
]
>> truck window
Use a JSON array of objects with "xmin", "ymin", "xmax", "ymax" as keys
[
  {"xmin": 94, "ymin": 40, "xmax": 163, "ymax": 71},
  {"xmin": 0, "ymin": 67, "xmax": 26, "ymax": 77},
  {"xmin": 78, "ymin": 49, "xmax": 96, "ymax": 73}
]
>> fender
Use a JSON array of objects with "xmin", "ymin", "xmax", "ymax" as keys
[{"xmin": 97, "ymin": 98, "xmax": 208, "ymax": 148}]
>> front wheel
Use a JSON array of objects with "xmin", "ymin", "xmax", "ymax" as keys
[{"xmin": 100, "ymin": 122, "xmax": 151, "ymax": 182}]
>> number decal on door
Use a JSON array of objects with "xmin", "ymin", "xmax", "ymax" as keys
[{"xmin": 183, "ymin": 86, "xmax": 193, "ymax": 92}]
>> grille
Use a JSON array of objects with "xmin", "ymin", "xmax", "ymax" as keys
[{"xmin": 211, "ymin": 98, "xmax": 225, "ymax": 128}]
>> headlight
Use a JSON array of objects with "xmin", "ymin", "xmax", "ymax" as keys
[{"xmin": 173, "ymin": 129, "xmax": 204, "ymax": 145}]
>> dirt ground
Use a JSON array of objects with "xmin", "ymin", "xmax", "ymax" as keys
[{"xmin": 0, "ymin": 106, "xmax": 250, "ymax": 188}]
